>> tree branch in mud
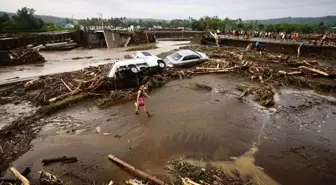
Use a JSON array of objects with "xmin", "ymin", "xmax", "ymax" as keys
[
  {"xmin": 299, "ymin": 66, "xmax": 329, "ymax": 76},
  {"xmin": 108, "ymin": 154, "xmax": 167, "ymax": 185},
  {"xmin": 10, "ymin": 167, "xmax": 30, "ymax": 185},
  {"xmin": 61, "ymin": 79, "xmax": 72, "ymax": 92},
  {"xmin": 42, "ymin": 156, "xmax": 78, "ymax": 165},
  {"xmin": 297, "ymin": 43, "xmax": 303, "ymax": 58}
]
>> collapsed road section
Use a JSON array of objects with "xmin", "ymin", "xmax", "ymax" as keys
[{"xmin": 0, "ymin": 42, "xmax": 336, "ymax": 185}]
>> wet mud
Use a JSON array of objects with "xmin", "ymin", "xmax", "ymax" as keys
[
  {"xmin": 2, "ymin": 73, "xmax": 335, "ymax": 185},
  {"xmin": 3, "ymin": 75, "xmax": 267, "ymax": 184}
]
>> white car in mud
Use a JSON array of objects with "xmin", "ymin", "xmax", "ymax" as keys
[{"xmin": 107, "ymin": 51, "xmax": 166, "ymax": 79}]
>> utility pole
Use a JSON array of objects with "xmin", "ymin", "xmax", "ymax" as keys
[{"xmin": 98, "ymin": 13, "xmax": 103, "ymax": 29}]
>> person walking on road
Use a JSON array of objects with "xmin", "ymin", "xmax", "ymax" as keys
[{"xmin": 135, "ymin": 85, "xmax": 151, "ymax": 117}]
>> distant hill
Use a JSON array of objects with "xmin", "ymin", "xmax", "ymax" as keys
[
  {"xmin": 247, "ymin": 16, "xmax": 336, "ymax": 25},
  {"xmin": 0, "ymin": 11, "xmax": 67, "ymax": 24},
  {"xmin": 1, "ymin": 10, "xmax": 336, "ymax": 26}
]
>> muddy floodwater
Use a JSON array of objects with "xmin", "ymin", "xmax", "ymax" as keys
[
  {"xmin": 3, "ymin": 74, "xmax": 336, "ymax": 185},
  {"xmin": 0, "ymin": 41, "xmax": 189, "ymax": 85}
]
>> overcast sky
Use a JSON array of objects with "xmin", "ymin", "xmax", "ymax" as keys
[{"xmin": 1, "ymin": 0, "xmax": 336, "ymax": 20}]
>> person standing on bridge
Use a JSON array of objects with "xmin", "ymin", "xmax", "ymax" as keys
[{"xmin": 135, "ymin": 85, "xmax": 151, "ymax": 117}]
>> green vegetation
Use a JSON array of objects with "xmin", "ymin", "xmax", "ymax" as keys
[
  {"xmin": 78, "ymin": 16, "xmax": 336, "ymax": 33},
  {"xmin": 0, "ymin": 7, "xmax": 76, "ymax": 32},
  {"xmin": 1, "ymin": 7, "xmax": 336, "ymax": 34},
  {"xmin": 0, "ymin": 7, "xmax": 44, "ymax": 32}
]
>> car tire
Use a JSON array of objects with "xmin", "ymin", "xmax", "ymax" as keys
[
  {"xmin": 158, "ymin": 61, "xmax": 166, "ymax": 69},
  {"xmin": 130, "ymin": 66, "xmax": 139, "ymax": 74}
]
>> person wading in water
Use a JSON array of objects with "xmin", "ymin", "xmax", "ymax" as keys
[{"xmin": 135, "ymin": 85, "xmax": 151, "ymax": 117}]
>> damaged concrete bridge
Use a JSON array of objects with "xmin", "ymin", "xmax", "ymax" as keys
[
  {"xmin": 0, "ymin": 30, "xmax": 205, "ymax": 50},
  {"xmin": 0, "ymin": 31, "xmax": 84, "ymax": 50}
]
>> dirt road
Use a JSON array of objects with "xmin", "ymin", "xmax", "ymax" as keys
[{"xmin": 2, "ymin": 75, "xmax": 335, "ymax": 185}]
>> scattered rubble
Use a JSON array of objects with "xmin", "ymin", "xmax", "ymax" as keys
[
  {"xmin": 40, "ymin": 171, "xmax": 64, "ymax": 185},
  {"xmin": 0, "ymin": 46, "xmax": 45, "ymax": 66},
  {"xmin": 236, "ymin": 84, "xmax": 275, "ymax": 107},
  {"xmin": 167, "ymin": 159, "xmax": 248, "ymax": 185},
  {"xmin": 183, "ymin": 45, "xmax": 336, "ymax": 93}
]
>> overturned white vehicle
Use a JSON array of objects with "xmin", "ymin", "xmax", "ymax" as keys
[{"xmin": 108, "ymin": 51, "xmax": 166, "ymax": 79}]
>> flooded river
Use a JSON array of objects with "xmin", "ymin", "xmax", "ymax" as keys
[
  {"xmin": 0, "ymin": 41, "xmax": 189, "ymax": 85},
  {"xmin": 4, "ymin": 74, "xmax": 336, "ymax": 185}
]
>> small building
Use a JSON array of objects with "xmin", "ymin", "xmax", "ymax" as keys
[{"xmin": 64, "ymin": 23, "xmax": 74, "ymax": 29}]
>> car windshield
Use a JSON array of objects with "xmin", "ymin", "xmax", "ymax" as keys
[
  {"xmin": 171, "ymin": 53, "xmax": 182, "ymax": 61},
  {"xmin": 141, "ymin": 52, "xmax": 152, "ymax": 56}
]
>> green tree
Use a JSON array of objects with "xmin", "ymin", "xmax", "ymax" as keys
[
  {"xmin": 0, "ymin": 14, "xmax": 11, "ymax": 30},
  {"xmin": 257, "ymin": 24, "xmax": 265, "ymax": 31},
  {"xmin": 11, "ymin": 7, "xmax": 44, "ymax": 31}
]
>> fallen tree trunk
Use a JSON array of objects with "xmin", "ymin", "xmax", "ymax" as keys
[
  {"xmin": 299, "ymin": 66, "xmax": 329, "ymax": 76},
  {"xmin": 42, "ymin": 156, "xmax": 78, "ymax": 165},
  {"xmin": 193, "ymin": 66, "xmax": 242, "ymax": 74},
  {"xmin": 49, "ymin": 88, "xmax": 81, "ymax": 103},
  {"xmin": 108, "ymin": 154, "xmax": 167, "ymax": 185},
  {"xmin": 195, "ymin": 67, "xmax": 221, "ymax": 71}
]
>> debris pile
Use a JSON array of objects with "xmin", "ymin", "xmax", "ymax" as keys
[
  {"xmin": 25, "ymin": 64, "xmax": 112, "ymax": 105},
  {"xmin": 236, "ymin": 84, "xmax": 275, "ymax": 107},
  {"xmin": 167, "ymin": 159, "xmax": 248, "ymax": 185},
  {"xmin": 0, "ymin": 46, "xmax": 45, "ymax": 66},
  {"xmin": 24, "ymin": 62, "xmax": 191, "ymax": 106},
  {"xmin": 184, "ymin": 45, "xmax": 336, "ymax": 89}
]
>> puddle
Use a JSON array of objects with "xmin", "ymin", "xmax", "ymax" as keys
[
  {"xmin": 0, "ymin": 101, "xmax": 37, "ymax": 130},
  {"xmin": 186, "ymin": 144, "xmax": 279, "ymax": 185}
]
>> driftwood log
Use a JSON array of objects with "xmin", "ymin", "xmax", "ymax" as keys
[
  {"xmin": 61, "ymin": 79, "xmax": 72, "ymax": 92},
  {"xmin": 278, "ymin": 70, "xmax": 302, "ymax": 75},
  {"xmin": 299, "ymin": 66, "xmax": 329, "ymax": 76},
  {"xmin": 108, "ymin": 154, "xmax": 167, "ymax": 185},
  {"xmin": 182, "ymin": 177, "xmax": 201, "ymax": 185},
  {"xmin": 10, "ymin": 167, "xmax": 30, "ymax": 185},
  {"xmin": 42, "ymin": 156, "xmax": 78, "ymax": 165}
]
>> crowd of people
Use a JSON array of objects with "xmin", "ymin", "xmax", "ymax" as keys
[
  {"xmin": 227, "ymin": 30, "xmax": 336, "ymax": 46},
  {"xmin": 231, "ymin": 30, "xmax": 300, "ymax": 41}
]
